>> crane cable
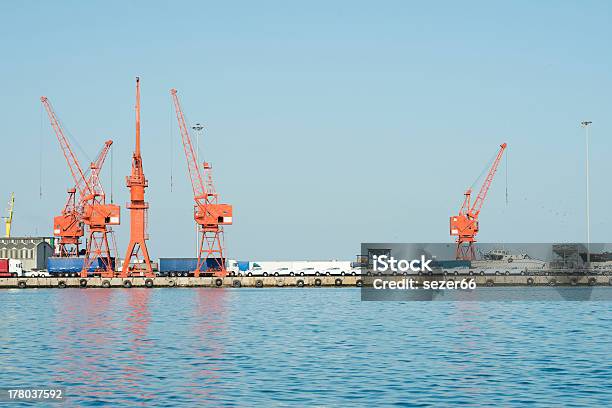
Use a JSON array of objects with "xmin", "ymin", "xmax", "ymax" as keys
[
  {"xmin": 110, "ymin": 143, "xmax": 114, "ymax": 204},
  {"xmin": 469, "ymin": 149, "xmax": 498, "ymax": 192},
  {"xmin": 505, "ymin": 147, "xmax": 509, "ymax": 206},
  {"xmin": 169, "ymin": 99, "xmax": 174, "ymax": 192},
  {"xmin": 39, "ymin": 103, "xmax": 43, "ymax": 199}
]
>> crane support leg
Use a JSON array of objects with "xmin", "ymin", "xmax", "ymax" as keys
[{"xmin": 82, "ymin": 229, "xmax": 115, "ymax": 278}]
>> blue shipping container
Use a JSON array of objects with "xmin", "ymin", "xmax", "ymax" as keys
[
  {"xmin": 159, "ymin": 258, "xmax": 198, "ymax": 272},
  {"xmin": 159, "ymin": 258, "xmax": 226, "ymax": 272},
  {"xmin": 48, "ymin": 257, "xmax": 116, "ymax": 274}
]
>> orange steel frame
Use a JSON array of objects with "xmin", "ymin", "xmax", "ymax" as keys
[
  {"xmin": 450, "ymin": 143, "xmax": 507, "ymax": 260},
  {"xmin": 41, "ymin": 97, "xmax": 119, "ymax": 277},
  {"xmin": 121, "ymin": 77, "xmax": 154, "ymax": 278},
  {"xmin": 170, "ymin": 89, "xmax": 233, "ymax": 277},
  {"xmin": 53, "ymin": 142, "xmax": 114, "ymax": 258}
]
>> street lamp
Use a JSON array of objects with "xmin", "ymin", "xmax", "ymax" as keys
[{"xmin": 581, "ymin": 121, "xmax": 592, "ymax": 266}]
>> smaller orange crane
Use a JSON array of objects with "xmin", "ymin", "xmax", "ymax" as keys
[
  {"xmin": 170, "ymin": 88, "xmax": 233, "ymax": 277},
  {"xmin": 53, "ymin": 141, "xmax": 114, "ymax": 257},
  {"xmin": 450, "ymin": 142, "xmax": 507, "ymax": 260}
]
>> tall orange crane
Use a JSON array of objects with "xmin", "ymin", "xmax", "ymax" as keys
[
  {"xmin": 41, "ymin": 97, "xmax": 120, "ymax": 277},
  {"xmin": 170, "ymin": 88, "xmax": 233, "ymax": 277},
  {"xmin": 53, "ymin": 140, "xmax": 113, "ymax": 257},
  {"xmin": 121, "ymin": 77, "xmax": 154, "ymax": 278},
  {"xmin": 450, "ymin": 142, "xmax": 507, "ymax": 260}
]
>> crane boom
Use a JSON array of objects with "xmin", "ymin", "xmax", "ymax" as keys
[
  {"xmin": 170, "ymin": 89, "xmax": 206, "ymax": 200},
  {"xmin": 470, "ymin": 143, "xmax": 507, "ymax": 218},
  {"xmin": 76, "ymin": 140, "xmax": 113, "ymax": 203},
  {"xmin": 40, "ymin": 97, "xmax": 93, "ymax": 202}
]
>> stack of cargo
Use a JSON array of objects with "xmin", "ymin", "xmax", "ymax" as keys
[
  {"xmin": 159, "ymin": 258, "xmax": 225, "ymax": 276},
  {"xmin": 47, "ymin": 257, "xmax": 116, "ymax": 276}
]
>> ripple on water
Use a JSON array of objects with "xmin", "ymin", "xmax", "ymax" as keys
[{"xmin": 0, "ymin": 288, "xmax": 610, "ymax": 406}]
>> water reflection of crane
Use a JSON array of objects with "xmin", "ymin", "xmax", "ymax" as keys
[
  {"xmin": 53, "ymin": 289, "xmax": 114, "ymax": 398},
  {"xmin": 189, "ymin": 288, "xmax": 228, "ymax": 404}
]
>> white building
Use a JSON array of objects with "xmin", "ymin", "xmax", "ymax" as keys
[{"xmin": 0, "ymin": 237, "xmax": 54, "ymax": 271}]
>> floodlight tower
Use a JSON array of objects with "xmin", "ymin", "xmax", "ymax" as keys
[{"xmin": 581, "ymin": 120, "xmax": 592, "ymax": 266}]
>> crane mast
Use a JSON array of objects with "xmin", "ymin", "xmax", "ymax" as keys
[
  {"xmin": 121, "ymin": 77, "xmax": 154, "ymax": 277},
  {"xmin": 41, "ymin": 96, "xmax": 120, "ymax": 277},
  {"xmin": 450, "ymin": 142, "xmax": 507, "ymax": 260},
  {"xmin": 170, "ymin": 88, "xmax": 233, "ymax": 277},
  {"xmin": 3, "ymin": 193, "xmax": 14, "ymax": 238}
]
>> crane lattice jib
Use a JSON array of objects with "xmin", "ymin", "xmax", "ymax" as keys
[
  {"xmin": 40, "ymin": 97, "xmax": 94, "ymax": 202},
  {"xmin": 170, "ymin": 89, "xmax": 206, "ymax": 201},
  {"xmin": 75, "ymin": 140, "xmax": 113, "ymax": 205},
  {"xmin": 470, "ymin": 143, "xmax": 507, "ymax": 218}
]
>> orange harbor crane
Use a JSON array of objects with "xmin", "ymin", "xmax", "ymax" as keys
[
  {"xmin": 53, "ymin": 140, "xmax": 114, "ymax": 257},
  {"xmin": 450, "ymin": 142, "xmax": 507, "ymax": 260},
  {"xmin": 121, "ymin": 77, "xmax": 154, "ymax": 278},
  {"xmin": 170, "ymin": 88, "xmax": 233, "ymax": 277},
  {"xmin": 41, "ymin": 97, "xmax": 120, "ymax": 277}
]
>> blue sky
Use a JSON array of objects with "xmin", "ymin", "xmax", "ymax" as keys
[{"xmin": 1, "ymin": 1, "xmax": 611, "ymax": 260}]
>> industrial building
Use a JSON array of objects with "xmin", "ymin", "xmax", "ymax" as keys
[{"xmin": 0, "ymin": 237, "xmax": 54, "ymax": 271}]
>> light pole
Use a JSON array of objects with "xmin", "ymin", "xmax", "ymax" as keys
[
  {"xmin": 191, "ymin": 123, "xmax": 204, "ymax": 257},
  {"xmin": 581, "ymin": 121, "xmax": 592, "ymax": 267}
]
